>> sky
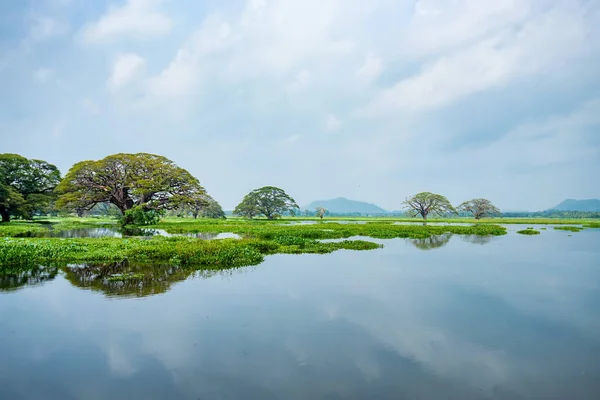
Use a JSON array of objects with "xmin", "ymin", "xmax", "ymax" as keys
[{"xmin": 1, "ymin": 0, "xmax": 599, "ymax": 211}]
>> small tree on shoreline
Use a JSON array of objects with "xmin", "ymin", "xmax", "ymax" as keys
[
  {"xmin": 402, "ymin": 192, "xmax": 456, "ymax": 220},
  {"xmin": 458, "ymin": 198, "xmax": 500, "ymax": 219},
  {"xmin": 234, "ymin": 186, "xmax": 299, "ymax": 219}
]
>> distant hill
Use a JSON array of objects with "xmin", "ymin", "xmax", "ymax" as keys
[
  {"xmin": 303, "ymin": 197, "xmax": 388, "ymax": 214},
  {"xmin": 551, "ymin": 199, "xmax": 600, "ymax": 212}
]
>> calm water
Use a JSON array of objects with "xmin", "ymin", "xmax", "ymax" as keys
[{"xmin": 1, "ymin": 228, "xmax": 599, "ymax": 399}]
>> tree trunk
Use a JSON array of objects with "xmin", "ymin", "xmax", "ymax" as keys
[{"xmin": 1, "ymin": 208, "xmax": 9, "ymax": 223}]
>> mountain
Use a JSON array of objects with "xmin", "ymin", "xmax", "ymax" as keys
[
  {"xmin": 303, "ymin": 197, "xmax": 388, "ymax": 214},
  {"xmin": 551, "ymin": 199, "xmax": 600, "ymax": 212}
]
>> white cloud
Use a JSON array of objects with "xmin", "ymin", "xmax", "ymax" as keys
[
  {"xmin": 356, "ymin": 53, "xmax": 382, "ymax": 83},
  {"xmin": 286, "ymin": 70, "xmax": 311, "ymax": 93},
  {"xmin": 33, "ymin": 67, "xmax": 55, "ymax": 83},
  {"xmin": 367, "ymin": 1, "xmax": 594, "ymax": 114},
  {"xmin": 82, "ymin": 0, "xmax": 171, "ymax": 43},
  {"xmin": 325, "ymin": 115, "xmax": 341, "ymax": 132},
  {"xmin": 108, "ymin": 53, "xmax": 145, "ymax": 90},
  {"xmin": 147, "ymin": 49, "xmax": 199, "ymax": 98}
]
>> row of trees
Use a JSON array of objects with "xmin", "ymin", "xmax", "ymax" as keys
[
  {"xmin": 402, "ymin": 192, "xmax": 500, "ymax": 220},
  {"xmin": 2, "ymin": 153, "xmax": 499, "ymax": 224},
  {"xmin": 1, "ymin": 153, "xmax": 223, "ymax": 223}
]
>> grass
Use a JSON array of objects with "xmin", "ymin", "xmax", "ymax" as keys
[
  {"xmin": 0, "ymin": 235, "xmax": 382, "ymax": 268},
  {"xmin": 554, "ymin": 226, "xmax": 584, "ymax": 232},
  {"xmin": 517, "ymin": 229, "xmax": 541, "ymax": 235}
]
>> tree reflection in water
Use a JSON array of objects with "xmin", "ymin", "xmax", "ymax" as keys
[
  {"xmin": 459, "ymin": 235, "xmax": 493, "ymax": 245},
  {"xmin": 0, "ymin": 265, "xmax": 59, "ymax": 292},
  {"xmin": 63, "ymin": 261, "xmax": 195, "ymax": 298},
  {"xmin": 408, "ymin": 233, "xmax": 453, "ymax": 250}
]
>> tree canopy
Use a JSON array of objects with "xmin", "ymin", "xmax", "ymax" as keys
[
  {"xmin": 458, "ymin": 198, "xmax": 500, "ymax": 219},
  {"xmin": 402, "ymin": 192, "xmax": 456, "ymax": 220},
  {"xmin": 0, "ymin": 154, "xmax": 61, "ymax": 222},
  {"xmin": 316, "ymin": 207, "xmax": 327, "ymax": 219},
  {"xmin": 234, "ymin": 186, "xmax": 299, "ymax": 219},
  {"xmin": 188, "ymin": 194, "xmax": 225, "ymax": 219},
  {"xmin": 55, "ymin": 153, "xmax": 205, "ymax": 215}
]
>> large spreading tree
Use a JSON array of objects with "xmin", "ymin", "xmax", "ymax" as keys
[
  {"xmin": 0, "ymin": 154, "xmax": 61, "ymax": 222},
  {"xmin": 234, "ymin": 186, "xmax": 299, "ymax": 219},
  {"xmin": 402, "ymin": 192, "xmax": 456, "ymax": 220},
  {"xmin": 458, "ymin": 198, "xmax": 500, "ymax": 219},
  {"xmin": 56, "ymin": 153, "xmax": 206, "ymax": 215}
]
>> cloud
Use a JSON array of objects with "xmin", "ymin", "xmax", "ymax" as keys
[
  {"xmin": 325, "ymin": 115, "xmax": 341, "ymax": 132},
  {"xmin": 286, "ymin": 70, "xmax": 311, "ymax": 93},
  {"xmin": 366, "ymin": 1, "xmax": 597, "ymax": 115},
  {"xmin": 108, "ymin": 53, "xmax": 145, "ymax": 90},
  {"xmin": 356, "ymin": 53, "xmax": 382, "ymax": 83},
  {"xmin": 81, "ymin": 0, "xmax": 172, "ymax": 43}
]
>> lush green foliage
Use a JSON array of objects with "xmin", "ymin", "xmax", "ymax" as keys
[
  {"xmin": 56, "ymin": 153, "xmax": 206, "ymax": 216},
  {"xmin": 458, "ymin": 198, "xmax": 500, "ymax": 219},
  {"xmin": 517, "ymin": 229, "xmax": 541, "ymax": 235},
  {"xmin": 402, "ymin": 192, "xmax": 457, "ymax": 220},
  {"xmin": 0, "ymin": 154, "xmax": 61, "ymax": 222},
  {"xmin": 120, "ymin": 205, "xmax": 162, "ymax": 226},
  {"xmin": 234, "ymin": 186, "xmax": 299, "ymax": 219}
]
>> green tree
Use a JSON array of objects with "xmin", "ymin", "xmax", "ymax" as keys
[
  {"xmin": 458, "ymin": 198, "xmax": 500, "ymax": 219},
  {"xmin": 402, "ymin": 192, "xmax": 456, "ymax": 220},
  {"xmin": 189, "ymin": 194, "xmax": 225, "ymax": 219},
  {"xmin": 56, "ymin": 153, "xmax": 206, "ymax": 217},
  {"xmin": 234, "ymin": 186, "xmax": 299, "ymax": 219},
  {"xmin": 316, "ymin": 207, "xmax": 327, "ymax": 219},
  {"xmin": 0, "ymin": 154, "xmax": 61, "ymax": 222}
]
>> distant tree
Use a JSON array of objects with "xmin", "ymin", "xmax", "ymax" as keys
[
  {"xmin": 316, "ymin": 207, "xmax": 327, "ymax": 219},
  {"xmin": 56, "ymin": 153, "xmax": 206, "ymax": 218},
  {"xmin": 234, "ymin": 186, "xmax": 299, "ymax": 219},
  {"xmin": 402, "ymin": 192, "xmax": 456, "ymax": 220},
  {"xmin": 0, "ymin": 154, "xmax": 61, "ymax": 222},
  {"xmin": 458, "ymin": 198, "xmax": 500, "ymax": 219},
  {"xmin": 189, "ymin": 194, "xmax": 225, "ymax": 219}
]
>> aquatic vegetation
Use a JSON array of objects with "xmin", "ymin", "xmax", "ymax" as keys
[
  {"xmin": 517, "ymin": 229, "xmax": 541, "ymax": 235},
  {"xmin": 584, "ymin": 222, "xmax": 600, "ymax": 228},
  {"xmin": 106, "ymin": 272, "xmax": 145, "ymax": 282},
  {"xmin": 0, "ymin": 234, "xmax": 382, "ymax": 269},
  {"xmin": 554, "ymin": 226, "xmax": 583, "ymax": 232}
]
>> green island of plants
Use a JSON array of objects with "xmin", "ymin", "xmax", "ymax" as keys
[{"xmin": 517, "ymin": 229, "xmax": 541, "ymax": 235}]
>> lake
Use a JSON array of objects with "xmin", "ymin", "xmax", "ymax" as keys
[{"xmin": 1, "ymin": 227, "xmax": 599, "ymax": 399}]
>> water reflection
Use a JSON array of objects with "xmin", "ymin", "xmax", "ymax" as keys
[
  {"xmin": 459, "ymin": 235, "xmax": 494, "ymax": 245},
  {"xmin": 1, "ymin": 229, "xmax": 600, "ymax": 399},
  {"xmin": 408, "ymin": 233, "xmax": 453, "ymax": 250},
  {"xmin": 15, "ymin": 227, "xmax": 122, "ymax": 238},
  {"xmin": 63, "ymin": 262, "xmax": 194, "ymax": 298},
  {"xmin": 14, "ymin": 227, "xmax": 240, "ymax": 239},
  {"xmin": 0, "ymin": 265, "xmax": 59, "ymax": 292}
]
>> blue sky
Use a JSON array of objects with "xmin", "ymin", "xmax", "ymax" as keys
[{"xmin": 1, "ymin": 0, "xmax": 599, "ymax": 211}]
